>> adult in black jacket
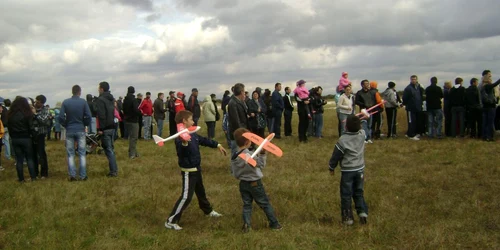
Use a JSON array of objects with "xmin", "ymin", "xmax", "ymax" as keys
[
  {"xmin": 95, "ymin": 81, "xmax": 118, "ymax": 177},
  {"xmin": 246, "ymin": 90, "xmax": 265, "ymax": 138},
  {"xmin": 296, "ymin": 93, "xmax": 310, "ymax": 143},
  {"xmin": 425, "ymin": 77, "xmax": 444, "ymax": 138},
  {"xmin": 283, "ymin": 87, "xmax": 294, "ymax": 136},
  {"xmin": 311, "ymin": 87, "xmax": 327, "ymax": 138},
  {"xmin": 449, "ymin": 78, "xmax": 466, "ymax": 137},
  {"xmin": 154, "ymin": 92, "xmax": 168, "ymax": 137},
  {"xmin": 402, "ymin": 75, "xmax": 423, "ymax": 140},
  {"xmin": 123, "ymin": 86, "xmax": 142, "ymax": 159},
  {"xmin": 465, "ymin": 78, "xmax": 482, "ymax": 138},
  {"xmin": 227, "ymin": 83, "xmax": 248, "ymax": 156},
  {"xmin": 166, "ymin": 91, "xmax": 177, "ymax": 136},
  {"xmin": 481, "ymin": 78, "xmax": 500, "ymax": 141},
  {"xmin": 7, "ymin": 97, "xmax": 37, "ymax": 182},
  {"xmin": 187, "ymin": 88, "xmax": 201, "ymax": 126},
  {"xmin": 86, "ymin": 94, "xmax": 97, "ymax": 133},
  {"xmin": 355, "ymin": 80, "xmax": 376, "ymax": 142}
]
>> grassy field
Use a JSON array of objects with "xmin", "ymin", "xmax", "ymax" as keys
[{"xmin": 0, "ymin": 107, "xmax": 499, "ymax": 249}]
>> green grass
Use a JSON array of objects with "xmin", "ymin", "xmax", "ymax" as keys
[{"xmin": 0, "ymin": 109, "xmax": 499, "ymax": 249}]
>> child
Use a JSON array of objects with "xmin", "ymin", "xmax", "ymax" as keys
[
  {"xmin": 337, "ymin": 72, "xmax": 352, "ymax": 93},
  {"xmin": 294, "ymin": 80, "xmax": 312, "ymax": 119},
  {"xmin": 231, "ymin": 128, "xmax": 282, "ymax": 233},
  {"xmin": 328, "ymin": 115, "xmax": 368, "ymax": 225},
  {"xmin": 165, "ymin": 110, "xmax": 227, "ymax": 231}
]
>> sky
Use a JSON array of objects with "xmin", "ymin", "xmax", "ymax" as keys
[{"xmin": 1, "ymin": 0, "xmax": 500, "ymax": 106}]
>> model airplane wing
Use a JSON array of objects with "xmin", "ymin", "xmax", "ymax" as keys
[
  {"xmin": 177, "ymin": 123, "xmax": 192, "ymax": 141},
  {"xmin": 242, "ymin": 132, "xmax": 283, "ymax": 157},
  {"xmin": 238, "ymin": 152, "xmax": 257, "ymax": 167},
  {"xmin": 262, "ymin": 142, "xmax": 283, "ymax": 157},
  {"xmin": 242, "ymin": 132, "xmax": 264, "ymax": 145}
]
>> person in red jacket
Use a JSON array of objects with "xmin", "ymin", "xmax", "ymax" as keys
[
  {"xmin": 174, "ymin": 92, "xmax": 186, "ymax": 114},
  {"xmin": 139, "ymin": 92, "xmax": 154, "ymax": 140}
]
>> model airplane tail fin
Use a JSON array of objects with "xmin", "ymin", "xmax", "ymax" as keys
[
  {"xmin": 238, "ymin": 153, "xmax": 257, "ymax": 167},
  {"xmin": 152, "ymin": 135, "xmax": 164, "ymax": 144}
]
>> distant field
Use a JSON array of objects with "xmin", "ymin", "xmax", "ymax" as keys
[{"xmin": 0, "ymin": 109, "xmax": 498, "ymax": 249}]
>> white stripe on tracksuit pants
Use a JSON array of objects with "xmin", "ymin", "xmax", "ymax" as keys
[{"xmin": 167, "ymin": 171, "xmax": 213, "ymax": 224}]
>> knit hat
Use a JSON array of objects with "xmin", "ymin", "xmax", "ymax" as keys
[
  {"xmin": 342, "ymin": 72, "xmax": 348, "ymax": 76},
  {"xmin": 127, "ymin": 86, "xmax": 135, "ymax": 94},
  {"xmin": 388, "ymin": 82, "xmax": 396, "ymax": 88},
  {"xmin": 177, "ymin": 92, "xmax": 184, "ymax": 97},
  {"xmin": 296, "ymin": 79, "xmax": 306, "ymax": 86}
]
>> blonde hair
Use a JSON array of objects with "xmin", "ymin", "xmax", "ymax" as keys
[{"xmin": 444, "ymin": 81, "xmax": 452, "ymax": 89}]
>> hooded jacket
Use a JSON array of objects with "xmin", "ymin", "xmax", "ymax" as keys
[
  {"xmin": 202, "ymin": 95, "xmax": 216, "ymax": 122},
  {"xmin": 123, "ymin": 93, "xmax": 142, "ymax": 123},
  {"xmin": 449, "ymin": 85, "xmax": 466, "ymax": 107},
  {"xmin": 95, "ymin": 91, "xmax": 116, "ymax": 131},
  {"xmin": 465, "ymin": 85, "xmax": 482, "ymax": 110},
  {"xmin": 338, "ymin": 72, "xmax": 350, "ymax": 92},
  {"xmin": 381, "ymin": 88, "xmax": 398, "ymax": 108},
  {"xmin": 425, "ymin": 83, "xmax": 444, "ymax": 110}
]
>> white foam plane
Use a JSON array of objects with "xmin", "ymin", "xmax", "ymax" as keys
[
  {"xmin": 152, "ymin": 125, "xmax": 201, "ymax": 146},
  {"xmin": 238, "ymin": 132, "xmax": 283, "ymax": 167}
]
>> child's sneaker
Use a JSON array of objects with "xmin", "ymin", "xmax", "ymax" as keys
[
  {"xmin": 242, "ymin": 223, "xmax": 251, "ymax": 233},
  {"xmin": 208, "ymin": 210, "xmax": 222, "ymax": 217},
  {"xmin": 342, "ymin": 210, "xmax": 354, "ymax": 226},
  {"xmin": 165, "ymin": 221, "xmax": 183, "ymax": 230},
  {"xmin": 271, "ymin": 224, "xmax": 283, "ymax": 230},
  {"xmin": 359, "ymin": 213, "xmax": 368, "ymax": 225}
]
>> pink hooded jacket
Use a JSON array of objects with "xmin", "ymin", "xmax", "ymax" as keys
[{"xmin": 338, "ymin": 72, "xmax": 350, "ymax": 92}]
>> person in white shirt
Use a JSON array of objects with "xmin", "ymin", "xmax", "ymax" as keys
[{"xmin": 337, "ymin": 86, "xmax": 355, "ymax": 135}]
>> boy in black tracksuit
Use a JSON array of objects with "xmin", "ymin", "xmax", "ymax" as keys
[
  {"xmin": 165, "ymin": 110, "xmax": 227, "ymax": 230},
  {"xmin": 465, "ymin": 78, "xmax": 482, "ymax": 138}
]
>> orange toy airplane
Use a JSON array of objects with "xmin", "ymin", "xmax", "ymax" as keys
[{"xmin": 238, "ymin": 132, "xmax": 283, "ymax": 167}]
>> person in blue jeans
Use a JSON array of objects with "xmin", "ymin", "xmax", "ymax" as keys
[
  {"xmin": 59, "ymin": 85, "xmax": 92, "ymax": 181},
  {"xmin": 311, "ymin": 86, "xmax": 327, "ymax": 138},
  {"xmin": 329, "ymin": 115, "xmax": 368, "ymax": 225},
  {"xmin": 95, "ymin": 82, "xmax": 119, "ymax": 177}
]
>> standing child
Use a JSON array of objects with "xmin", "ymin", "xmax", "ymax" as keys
[
  {"xmin": 165, "ymin": 110, "xmax": 227, "ymax": 230},
  {"xmin": 231, "ymin": 128, "xmax": 282, "ymax": 233},
  {"xmin": 328, "ymin": 115, "xmax": 369, "ymax": 225},
  {"xmin": 294, "ymin": 80, "xmax": 312, "ymax": 119}
]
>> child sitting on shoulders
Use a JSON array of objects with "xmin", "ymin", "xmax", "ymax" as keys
[
  {"xmin": 231, "ymin": 128, "xmax": 282, "ymax": 233},
  {"xmin": 164, "ymin": 110, "xmax": 227, "ymax": 231},
  {"xmin": 294, "ymin": 79, "xmax": 312, "ymax": 119},
  {"xmin": 328, "ymin": 115, "xmax": 369, "ymax": 225}
]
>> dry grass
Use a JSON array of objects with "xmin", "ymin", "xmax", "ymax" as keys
[{"xmin": 0, "ymin": 109, "xmax": 499, "ymax": 249}]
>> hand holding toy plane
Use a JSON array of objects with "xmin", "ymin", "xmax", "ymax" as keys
[
  {"xmin": 152, "ymin": 124, "xmax": 201, "ymax": 146},
  {"xmin": 238, "ymin": 132, "xmax": 283, "ymax": 167}
]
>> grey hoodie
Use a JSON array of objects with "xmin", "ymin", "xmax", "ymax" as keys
[
  {"xmin": 381, "ymin": 88, "xmax": 398, "ymax": 108},
  {"xmin": 231, "ymin": 148, "xmax": 267, "ymax": 181},
  {"xmin": 329, "ymin": 130, "xmax": 366, "ymax": 172}
]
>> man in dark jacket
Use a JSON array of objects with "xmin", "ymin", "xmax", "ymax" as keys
[
  {"xmin": 187, "ymin": 88, "xmax": 201, "ymax": 126},
  {"xmin": 481, "ymin": 77, "xmax": 500, "ymax": 141},
  {"xmin": 95, "ymin": 81, "xmax": 119, "ymax": 177},
  {"xmin": 123, "ymin": 86, "xmax": 142, "ymax": 159},
  {"xmin": 449, "ymin": 77, "xmax": 466, "ymax": 137},
  {"xmin": 425, "ymin": 76, "xmax": 444, "ymax": 138},
  {"xmin": 33, "ymin": 95, "xmax": 51, "ymax": 178},
  {"xmin": 271, "ymin": 83, "xmax": 284, "ymax": 138},
  {"xmin": 403, "ymin": 75, "xmax": 423, "ymax": 140},
  {"xmin": 283, "ymin": 86, "xmax": 294, "ymax": 136},
  {"xmin": 154, "ymin": 92, "xmax": 168, "ymax": 137},
  {"xmin": 227, "ymin": 83, "xmax": 248, "ymax": 156},
  {"xmin": 166, "ymin": 91, "xmax": 177, "ymax": 136},
  {"xmin": 355, "ymin": 80, "xmax": 376, "ymax": 143},
  {"xmin": 465, "ymin": 78, "xmax": 482, "ymax": 138}
]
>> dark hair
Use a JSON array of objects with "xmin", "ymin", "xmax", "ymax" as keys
[
  {"xmin": 455, "ymin": 77, "xmax": 463, "ymax": 85},
  {"xmin": 175, "ymin": 110, "xmax": 193, "ymax": 124},
  {"xmin": 223, "ymin": 90, "xmax": 230, "ymax": 97},
  {"xmin": 233, "ymin": 83, "xmax": 245, "ymax": 96},
  {"xmin": 146, "ymin": 92, "xmax": 151, "ymax": 96},
  {"xmin": 72, "ymin": 85, "xmax": 81, "ymax": 95},
  {"xmin": 410, "ymin": 75, "xmax": 418, "ymax": 79},
  {"xmin": 470, "ymin": 78, "xmax": 478, "ymax": 85},
  {"xmin": 86, "ymin": 94, "xmax": 93, "ymax": 102},
  {"xmin": 482, "ymin": 70, "xmax": 491, "ymax": 76},
  {"xmin": 251, "ymin": 90, "xmax": 261, "ymax": 99},
  {"xmin": 4, "ymin": 99, "xmax": 11, "ymax": 107},
  {"xmin": 284, "ymin": 87, "xmax": 290, "ymax": 91},
  {"xmin": 388, "ymin": 81, "xmax": 396, "ymax": 88},
  {"xmin": 8, "ymin": 97, "xmax": 34, "ymax": 120},
  {"xmin": 361, "ymin": 80, "xmax": 369, "ymax": 86},
  {"xmin": 36, "ymin": 95, "xmax": 47, "ymax": 104},
  {"xmin": 99, "ymin": 81, "xmax": 110, "ymax": 92},
  {"xmin": 158, "ymin": 92, "xmax": 163, "ymax": 98},
  {"xmin": 233, "ymin": 128, "xmax": 250, "ymax": 147},
  {"xmin": 430, "ymin": 77, "xmax": 437, "ymax": 84},
  {"xmin": 346, "ymin": 115, "xmax": 361, "ymax": 133},
  {"xmin": 275, "ymin": 82, "xmax": 281, "ymax": 88}
]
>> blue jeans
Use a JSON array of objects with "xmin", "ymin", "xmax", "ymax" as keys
[
  {"xmin": 156, "ymin": 119, "xmax": 164, "ymax": 137},
  {"xmin": 3, "ymin": 129, "xmax": 11, "ymax": 160},
  {"xmin": 361, "ymin": 116, "xmax": 373, "ymax": 140},
  {"xmin": 427, "ymin": 109, "xmax": 443, "ymax": 137},
  {"xmin": 143, "ymin": 116, "xmax": 152, "ymax": 139},
  {"xmin": 267, "ymin": 117, "xmax": 275, "ymax": 134},
  {"xmin": 65, "ymin": 132, "xmax": 87, "ymax": 179},
  {"xmin": 482, "ymin": 108, "xmax": 496, "ymax": 140},
  {"xmin": 90, "ymin": 117, "xmax": 97, "ymax": 134},
  {"xmin": 273, "ymin": 111, "xmax": 283, "ymax": 137},
  {"xmin": 314, "ymin": 113, "xmax": 324, "ymax": 137},
  {"xmin": 12, "ymin": 138, "xmax": 36, "ymax": 181},
  {"xmin": 340, "ymin": 170, "xmax": 368, "ymax": 216},
  {"xmin": 239, "ymin": 180, "xmax": 279, "ymax": 228},
  {"xmin": 101, "ymin": 129, "xmax": 118, "ymax": 176},
  {"xmin": 338, "ymin": 113, "xmax": 349, "ymax": 135}
]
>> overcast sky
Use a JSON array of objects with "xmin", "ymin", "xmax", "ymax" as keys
[{"xmin": 1, "ymin": 0, "xmax": 500, "ymax": 106}]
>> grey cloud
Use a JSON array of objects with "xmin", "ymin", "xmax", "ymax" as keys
[
  {"xmin": 146, "ymin": 13, "xmax": 162, "ymax": 22},
  {"xmin": 110, "ymin": 0, "xmax": 154, "ymax": 10}
]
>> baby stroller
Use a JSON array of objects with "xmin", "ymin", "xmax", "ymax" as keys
[{"xmin": 86, "ymin": 133, "xmax": 103, "ymax": 154}]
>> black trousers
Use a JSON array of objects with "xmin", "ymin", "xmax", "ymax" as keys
[
  {"xmin": 169, "ymin": 114, "xmax": 177, "ymax": 136},
  {"xmin": 371, "ymin": 112, "xmax": 381, "ymax": 139},
  {"xmin": 167, "ymin": 171, "xmax": 213, "ymax": 224},
  {"xmin": 467, "ymin": 108, "xmax": 482, "ymax": 138},
  {"xmin": 138, "ymin": 116, "xmax": 143, "ymax": 139},
  {"xmin": 298, "ymin": 112, "xmax": 309, "ymax": 142},
  {"xmin": 385, "ymin": 108, "xmax": 397, "ymax": 137},
  {"xmin": 284, "ymin": 110, "xmax": 292, "ymax": 136},
  {"xmin": 33, "ymin": 134, "xmax": 48, "ymax": 177},
  {"xmin": 444, "ymin": 106, "xmax": 452, "ymax": 137}
]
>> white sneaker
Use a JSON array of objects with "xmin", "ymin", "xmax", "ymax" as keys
[
  {"xmin": 208, "ymin": 210, "xmax": 223, "ymax": 217},
  {"xmin": 409, "ymin": 136, "xmax": 420, "ymax": 141},
  {"xmin": 0, "ymin": 166, "xmax": 4, "ymax": 171},
  {"xmin": 165, "ymin": 221, "xmax": 183, "ymax": 230},
  {"xmin": 415, "ymin": 134, "xmax": 421, "ymax": 138},
  {"xmin": 367, "ymin": 140, "xmax": 373, "ymax": 144},
  {"xmin": 364, "ymin": 141, "xmax": 368, "ymax": 144}
]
